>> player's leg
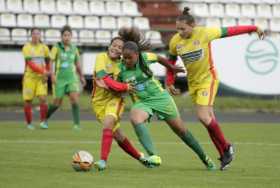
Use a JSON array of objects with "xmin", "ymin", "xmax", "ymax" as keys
[
  {"xmin": 195, "ymin": 81, "xmax": 233, "ymax": 170},
  {"xmin": 69, "ymin": 91, "xmax": 81, "ymax": 130},
  {"xmin": 47, "ymin": 82, "xmax": 64, "ymax": 119},
  {"xmin": 36, "ymin": 78, "xmax": 48, "ymax": 129},
  {"xmin": 165, "ymin": 117, "xmax": 215, "ymax": 170},
  {"xmin": 67, "ymin": 82, "xmax": 81, "ymax": 130},
  {"xmin": 22, "ymin": 76, "xmax": 35, "ymax": 129},
  {"xmin": 130, "ymin": 108, "xmax": 155, "ymax": 155}
]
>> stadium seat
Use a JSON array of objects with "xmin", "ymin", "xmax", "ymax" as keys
[
  {"xmin": 0, "ymin": 0, "xmax": 6, "ymax": 13},
  {"xmin": 222, "ymin": 18, "xmax": 237, "ymax": 27},
  {"xmin": 192, "ymin": 3, "xmax": 209, "ymax": 17},
  {"xmin": 23, "ymin": 0, "xmax": 39, "ymax": 13},
  {"xmin": 73, "ymin": 0, "xmax": 89, "ymax": 15},
  {"xmin": 11, "ymin": 28, "xmax": 27, "ymax": 43},
  {"xmin": 71, "ymin": 30, "xmax": 78, "ymax": 43},
  {"xmin": 272, "ymin": 4, "xmax": 280, "ymax": 18},
  {"xmin": 0, "ymin": 28, "xmax": 10, "ymax": 42},
  {"xmin": 84, "ymin": 16, "xmax": 100, "ymax": 29},
  {"xmin": 51, "ymin": 15, "xmax": 67, "ymax": 28},
  {"xmin": 79, "ymin": 30, "xmax": 95, "ymax": 43},
  {"xmin": 122, "ymin": 1, "xmax": 141, "ymax": 16},
  {"xmin": 68, "ymin": 16, "xmax": 84, "ymax": 29},
  {"xmin": 40, "ymin": 0, "xmax": 56, "ymax": 13},
  {"xmin": 145, "ymin": 31, "xmax": 162, "ymax": 45},
  {"xmin": 205, "ymin": 18, "xmax": 221, "ymax": 27},
  {"xmin": 1, "ymin": 13, "xmax": 16, "ymax": 27},
  {"xmin": 209, "ymin": 3, "xmax": 224, "ymax": 17},
  {"xmin": 241, "ymin": 4, "xmax": 256, "ymax": 18},
  {"xmin": 95, "ymin": 30, "xmax": 111, "ymax": 44},
  {"xmin": 17, "ymin": 14, "xmax": 33, "ymax": 28},
  {"xmin": 57, "ymin": 0, "xmax": 72, "ymax": 14},
  {"xmin": 45, "ymin": 29, "xmax": 60, "ymax": 43},
  {"xmin": 270, "ymin": 18, "xmax": 280, "ymax": 32},
  {"xmin": 256, "ymin": 4, "xmax": 272, "ymax": 18},
  {"xmin": 101, "ymin": 16, "xmax": 117, "ymax": 30},
  {"xmin": 133, "ymin": 17, "xmax": 150, "ymax": 30},
  {"xmin": 225, "ymin": 4, "xmax": 241, "ymax": 18},
  {"xmin": 34, "ymin": 15, "xmax": 49, "ymax": 28},
  {"xmin": 117, "ymin": 17, "xmax": 133, "ymax": 29},
  {"xmin": 106, "ymin": 1, "xmax": 122, "ymax": 16},
  {"xmin": 111, "ymin": 30, "xmax": 119, "ymax": 38},
  {"xmin": 89, "ymin": 1, "xmax": 106, "ymax": 16},
  {"xmin": 7, "ymin": 0, "xmax": 23, "ymax": 13},
  {"xmin": 254, "ymin": 18, "xmax": 269, "ymax": 30},
  {"xmin": 238, "ymin": 18, "xmax": 253, "ymax": 25}
]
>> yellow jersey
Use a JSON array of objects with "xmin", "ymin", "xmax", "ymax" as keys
[
  {"xmin": 92, "ymin": 52, "xmax": 122, "ymax": 103},
  {"xmin": 169, "ymin": 26, "xmax": 222, "ymax": 87},
  {"xmin": 22, "ymin": 42, "xmax": 50, "ymax": 79}
]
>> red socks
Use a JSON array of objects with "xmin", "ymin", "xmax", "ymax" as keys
[
  {"xmin": 118, "ymin": 138, "xmax": 141, "ymax": 160},
  {"xmin": 100, "ymin": 128, "xmax": 113, "ymax": 161},
  {"xmin": 207, "ymin": 119, "xmax": 230, "ymax": 156},
  {"xmin": 24, "ymin": 104, "xmax": 32, "ymax": 124},
  {"xmin": 40, "ymin": 103, "xmax": 48, "ymax": 122}
]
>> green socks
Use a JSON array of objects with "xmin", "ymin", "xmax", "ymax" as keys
[
  {"xmin": 47, "ymin": 104, "xmax": 59, "ymax": 119},
  {"xmin": 181, "ymin": 131, "xmax": 207, "ymax": 162},
  {"xmin": 134, "ymin": 123, "xmax": 156, "ymax": 155},
  {"xmin": 71, "ymin": 103, "xmax": 80, "ymax": 126}
]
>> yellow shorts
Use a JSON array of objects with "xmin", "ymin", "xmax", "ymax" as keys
[
  {"xmin": 92, "ymin": 97, "xmax": 125, "ymax": 132},
  {"xmin": 188, "ymin": 80, "xmax": 219, "ymax": 106},
  {"xmin": 22, "ymin": 76, "xmax": 47, "ymax": 101}
]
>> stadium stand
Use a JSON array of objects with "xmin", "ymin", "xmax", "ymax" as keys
[{"xmin": 0, "ymin": 0, "xmax": 162, "ymax": 47}]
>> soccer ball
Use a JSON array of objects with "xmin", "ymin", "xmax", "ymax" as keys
[{"xmin": 72, "ymin": 150, "xmax": 94, "ymax": 172}]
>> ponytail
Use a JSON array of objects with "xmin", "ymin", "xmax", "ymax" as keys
[{"xmin": 177, "ymin": 7, "xmax": 195, "ymax": 24}]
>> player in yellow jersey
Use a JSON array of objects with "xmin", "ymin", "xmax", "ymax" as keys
[
  {"xmin": 22, "ymin": 28, "xmax": 50, "ymax": 130},
  {"xmin": 92, "ymin": 36, "xmax": 155, "ymax": 170},
  {"xmin": 166, "ymin": 7, "xmax": 265, "ymax": 170}
]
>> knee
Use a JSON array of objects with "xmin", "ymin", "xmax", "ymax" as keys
[
  {"xmin": 103, "ymin": 116, "xmax": 116, "ymax": 129},
  {"xmin": 130, "ymin": 114, "xmax": 145, "ymax": 125},
  {"xmin": 197, "ymin": 114, "xmax": 212, "ymax": 126}
]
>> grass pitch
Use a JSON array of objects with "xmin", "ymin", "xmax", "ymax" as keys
[{"xmin": 0, "ymin": 121, "xmax": 279, "ymax": 188}]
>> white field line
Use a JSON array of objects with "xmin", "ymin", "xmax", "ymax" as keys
[{"xmin": 0, "ymin": 139, "xmax": 280, "ymax": 146}]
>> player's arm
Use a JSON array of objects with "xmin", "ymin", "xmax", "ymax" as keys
[
  {"xmin": 49, "ymin": 45, "xmax": 58, "ymax": 84},
  {"xmin": 74, "ymin": 49, "xmax": 86, "ymax": 87},
  {"xmin": 220, "ymin": 26, "xmax": 264, "ymax": 39},
  {"xmin": 94, "ymin": 54, "xmax": 130, "ymax": 92},
  {"xmin": 22, "ymin": 45, "xmax": 46, "ymax": 74}
]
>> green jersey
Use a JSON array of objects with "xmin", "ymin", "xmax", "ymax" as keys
[
  {"xmin": 50, "ymin": 42, "xmax": 80, "ymax": 83},
  {"xmin": 118, "ymin": 52, "xmax": 164, "ymax": 101}
]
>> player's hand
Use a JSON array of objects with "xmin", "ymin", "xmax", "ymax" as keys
[
  {"xmin": 166, "ymin": 84, "xmax": 181, "ymax": 96},
  {"xmin": 170, "ymin": 65, "xmax": 185, "ymax": 74},
  {"xmin": 256, "ymin": 27, "xmax": 265, "ymax": 40},
  {"xmin": 127, "ymin": 84, "xmax": 136, "ymax": 93},
  {"xmin": 42, "ymin": 71, "xmax": 48, "ymax": 83},
  {"xmin": 80, "ymin": 77, "xmax": 87, "ymax": 87},
  {"xmin": 51, "ymin": 74, "xmax": 56, "ymax": 84}
]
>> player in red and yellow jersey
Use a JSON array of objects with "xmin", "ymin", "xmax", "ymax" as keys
[
  {"xmin": 166, "ymin": 7, "xmax": 264, "ymax": 170},
  {"xmin": 22, "ymin": 28, "xmax": 50, "ymax": 130},
  {"xmin": 92, "ymin": 36, "xmax": 153, "ymax": 170}
]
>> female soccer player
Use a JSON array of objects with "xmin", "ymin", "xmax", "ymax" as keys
[
  {"xmin": 22, "ymin": 27, "xmax": 50, "ymax": 130},
  {"xmin": 166, "ymin": 7, "xmax": 265, "ymax": 170},
  {"xmin": 47, "ymin": 25, "xmax": 86, "ymax": 130},
  {"xmin": 116, "ymin": 41, "xmax": 216, "ymax": 170},
  {"xmin": 92, "ymin": 36, "xmax": 156, "ymax": 171}
]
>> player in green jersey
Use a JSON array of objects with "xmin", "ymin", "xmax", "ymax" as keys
[
  {"xmin": 46, "ymin": 25, "xmax": 86, "ymax": 130},
  {"xmin": 117, "ymin": 41, "xmax": 216, "ymax": 170}
]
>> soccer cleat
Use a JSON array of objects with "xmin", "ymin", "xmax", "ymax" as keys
[
  {"xmin": 94, "ymin": 160, "xmax": 106, "ymax": 171},
  {"xmin": 73, "ymin": 125, "xmax": 81, "ymax": 131},
  {"xmin": 220, "ymin": 144, "xmax": 234, "ymax": 171},
  {"xmin": 27, "ymin": 124, "xmax": 35, "ymax": 130},
  {"xmin": 147, "ymin": 155, "xmax": 162, "ymax": 167},
  {"xmin": 39, "ymin": 121, "xmax": 48, "ymax": 129},
  {"xmin": 203, "ymin": 156, "xmax": 216, "ymax": 171},
  {"xmin": 139, "ymin": 153, "xmax": 154, "ymax": 168}
]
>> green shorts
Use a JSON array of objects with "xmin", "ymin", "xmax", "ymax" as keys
[
  {"xmin": 131, "ymin": 91, "xmax": 179, "ymax": 121},
  {"xmin": 53, "ymin": 81, "xmax": 80, "ymax": 98}
]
